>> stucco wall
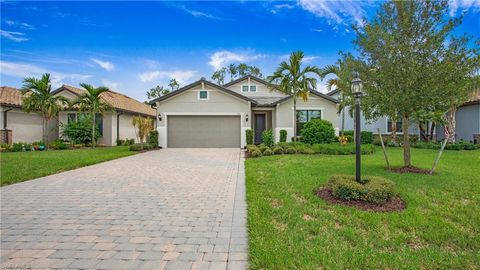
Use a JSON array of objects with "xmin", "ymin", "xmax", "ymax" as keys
[
  {"xmin": 436, "ymin": 104, "xmax": 480, "ymax": 142},
  {"xmin": 2, "ymin": 107, "xmax": 44, "ymax": 142},
  {"xmin": 118, "ymin": 114, "xmax": 139, "ymax": 142},
  {"xmin": 226, "ymin": 78, "xmax": 287, "ymax": 98}
]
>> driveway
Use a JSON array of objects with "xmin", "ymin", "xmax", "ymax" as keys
[{"xmin": 0, "ymin": 149, "xmax": 248, "ymax": 270}]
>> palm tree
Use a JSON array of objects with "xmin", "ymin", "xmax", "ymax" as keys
[
  {"xmin": 228, "ymin": 63, "xmax": 238, "ymax": 81},
  {"xmin": 21, "ymin": 73, "xmax": 68, "ymax": 148},
  {"xmin": 267, "ymin": 51, "xmax": 322, "ymax": 141},
  {"xmin": 132, "ymin": 115, "xmax": 153, "ymax": 148},
  {"xmin": 71, "ymin": 83, "xmax": 113, "ymax": 147}
]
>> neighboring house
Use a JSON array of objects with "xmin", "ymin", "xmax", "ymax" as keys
[
  {"xmin": 149, "ymin": 75, "xmax": 338, "ymax": 148},
  {"xmin": 0, "ymin": 85, "xmax": 155, "ymax": 146},
  {"xmin": 53, "ymin": 85, "xmax": 156, "ymax": 146},
  {"xmin": 0, "ymin": 86, "xmax": 58, "ymax": 143},
  {"xmin": 326, "ymin": 89, "xmax": 421, "ymax": 136},
  {"xmin": 435, "ymin": 90, "xmax": 480, "ymax": 143}
]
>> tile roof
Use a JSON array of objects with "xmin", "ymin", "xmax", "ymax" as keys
[
  {"xmin": 0, "ymin": 86, "xmax": 23, "ymax": 107},
  {"xmin": 59, "ymin": 85, "xmax": 156, "ymax": 116}
]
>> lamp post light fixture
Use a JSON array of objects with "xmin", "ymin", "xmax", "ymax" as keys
[{"xmin": 351, "ymin": 72, "xmax": 363, "ymax": 183}]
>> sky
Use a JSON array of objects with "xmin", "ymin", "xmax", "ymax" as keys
[{"xmin": 1, "ymin": 0, "xmax": 479, "ymax": 102}]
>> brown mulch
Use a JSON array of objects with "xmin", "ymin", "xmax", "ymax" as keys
[
  {"xmin": 315, "ymin": 188, "xmax": 406, "ymax": 212},
  {"xmin": 390, "ymin": 165, "xmax": 431, "ymax": 174}
]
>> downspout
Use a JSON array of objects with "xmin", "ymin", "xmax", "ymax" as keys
[
  {"xmin": 116, "ymin": 112, "xmax": 123, "ymax": 145},
  {"xmin": 3, "ymin": 108, "xmax": 12, "ymax": 130}
]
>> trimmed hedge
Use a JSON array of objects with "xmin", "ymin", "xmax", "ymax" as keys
[
  {"xmin": 148, "ymin": 130, "xmax": 159, "ymax": 148},
  {"xmin": 301, "ymin": 119, "xmax": 336, "ymax": 145},
  {"xmin": 279, "ymin": 129, "xmax": 287, "ymax": 142},
  {"xmin": 262, "ymin": 129, "xmax": 274, "ymax": 147},
  {"xmin": 246, "ymin": 142, "xmax": 375, "ymax": 157},
  {"xmin": 129, "ymin": 143, "xmax": 154, "ymax": 151},
  {"xmin": 327, "ymin": 174, "xmax": 395, "ymax": 204},
  {"xmin": 246, "ymin": 129, "xmax": 254, "ymax": 145}
]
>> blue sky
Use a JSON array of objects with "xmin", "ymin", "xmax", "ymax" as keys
[{"xmin": 1, "ymin": 1, "xmax": 479, "ymax": 101}]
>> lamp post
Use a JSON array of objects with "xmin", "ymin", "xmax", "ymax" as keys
[{"xmin": 351, "ymin": 72, "xmax": 363, "ymax": 183}]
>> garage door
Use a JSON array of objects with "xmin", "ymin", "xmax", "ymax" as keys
[{"xmin": 167, "ymin": 115, "xmax": 241, "ymax": 148}]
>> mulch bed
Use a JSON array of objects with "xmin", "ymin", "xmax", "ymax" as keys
[
  {"xmin": 315, "ymin": 188, "xmax": 406, "ymax": 212},
  {"xmin": 390, "ymin": 165, "xmax": 431, "ymax": 174}
]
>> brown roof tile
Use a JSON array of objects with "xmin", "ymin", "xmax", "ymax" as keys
[{"xmin": 0, "ymin": 86, "xmax": 23, "ymax": 107}]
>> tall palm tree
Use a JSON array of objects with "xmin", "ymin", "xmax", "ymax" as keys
[
  {"xmin": 267, "ymin": 51, "xmax": 322, "ymax": 141},
  {"xmin": 71, "ymin": 83, "xmax": 113, "ymax": 147},
  {"xmin": 22, "ymin": 73, "xmax": 68, "ymax": 148}
]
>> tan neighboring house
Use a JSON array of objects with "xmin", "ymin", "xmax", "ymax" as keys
[
  {"xmin": 149, "ymin": 75, "xmax": 339, "ymax": 148},
  {"xmin": 0, "ymin": 85, "xmax": 155, "ymax": 146}
]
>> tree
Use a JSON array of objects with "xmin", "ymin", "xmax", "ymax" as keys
[
  {"xmin": 228, "ymin": 63, "xmax": 238, "ymax": 81},
  {"xmin": 146, "ymin": 85, "xmax": 170, "ymax": 100},
  {"xmin": 267, "ymin": 51, "xmax": 322, "ymax": 141},
  {"xmin": 168, "ymin": 78, "xmax": 180, "ymax": 91},
  {"xmin": 212, "ymin": 63, "xmax": 263, "ymax": 85},
  {"xmin": 21, "ymin": 73, "xmax": 68, "ymax": 148},
  {"xmin": 71, "ymin": 84, "xmax": 113, "ymax": 147},
  {"xmin": 354, "ymin": 0, "xmax": 477, "ymax": 167},
  {"xmin": 132, "ymin": 115, "xmax": 154, "ymax": 148},
  {"xmin": 212, "ymin": 67, "xmax": 227, "ymax": 85}
]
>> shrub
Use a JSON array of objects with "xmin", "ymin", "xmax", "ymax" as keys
[
  {"xmin": 124, "ymin": 139, "xmax": 135, "ymax": 145},
  {"xmin": 148, "ymin": 130, "xmax": 159, "ymax": 147},
  {"xmin": 0, "ymin": 143, "xmax": 12, "ymax": 152},
  {"xmin": 246, "ymin": 129, "xmax": 254, "ymax": 145},
  {"xmin": 49, "ymin": 139, "xmax": 69, "ymax": 150},
  {"xmin": 277, "ymin": 142, "xmax": 290, "ymax": 150},
  {"xmin": 301, "ymin": 119, "xmax": 336, "ymax": 145},
  {"xmin": 11, "ymin": 142, "xmax": 24, "ymax": 152},
  {"xmin": 251, "ymin": 149, "xmax": 263, "ymax": 158},
  {"xmin": 262, "ymin": 129, "xmax": 274, "ymax": 147},
  {"xmin": 129, "ymin": 144, "xmax": 143, "ymax": 151},
  {"xmin": 284, "ymin": 147, "xmax": 297, "ymax": 154},
  {"xmin": 279, "ymin": 129, "xmax": 287, "ymax": 142},
  {"xmin": 116, "ymin": 139, "xmax": 125, "ymax": 146},
  {"xmin": 246, "ymin": 144, "xmax": 259, "ymax": 153},
  {"xmin": 258, "ymin": 144, "xmax": 269, "ymax": 153},
  {"xmin": 61, "ymin": 116, "xmax": 100, "ymax": 144},
  {"xmin": 327, "ymin": 175, "xmax": 395, "ymax": 204},
  {"xmin": 272, "ymin": 146, "xmax": 284, "ymax": 155},
  {"xmin": 263, "ymin": 149, "xmax": 274, "ymax": 156},
  {"xmin": 344, "ymin": 130, "xmax": 374, "ymax": 144}
]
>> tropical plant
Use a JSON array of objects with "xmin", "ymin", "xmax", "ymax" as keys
[
  {"xmin": 228, "ymin": 63, "xmax": 238, "ymax": 81},
  {"xmin": 301, "ymin": 119, "xmax": 336, "ymax": 145},
  {"xmin": 168, "ymin": 78, "xmax": 180, "ymax": 91},
  {"xmin": 132, "ymin": 115, "xmax": 154, "ymax": 147},
  {"xmin": 61, "ymin": 115, "xmax": 100, "ymax": 144},
  {"xmin": 71, "ymin": 84, "xmax": 112, "ymax": 147},
  {"xmin": 267, "ymin": 51, "xmax": 322, "ymax": 141},
  {"xmin": 21, "ymin": 73, "xmax": 68, "ymax": 148},
  {"xmin": 146, "ymin": 85, "xmax": 170, "ymax": 100},
  {"xmin": 212, "ymin": 67, "xmax": 227, "ymax": 85}
]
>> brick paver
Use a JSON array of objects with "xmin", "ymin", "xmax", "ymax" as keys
[{"xmin": 1, "ymin": 149, "xmax": 248, "ymax": 269}]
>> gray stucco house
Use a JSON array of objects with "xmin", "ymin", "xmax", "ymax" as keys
[{"xmin": 149, "ymin": 76, "xmax": 339, "ymax": 148}]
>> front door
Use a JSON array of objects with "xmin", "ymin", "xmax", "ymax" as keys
[{"xmin": 254, "ymin": 114, "xmax": 266, "ymax": 144}]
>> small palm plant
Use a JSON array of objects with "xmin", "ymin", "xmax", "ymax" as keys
[
  {"xmin": 22, "ymin": 73, "xmax": 68, "ymax": 148},
  {"xmin": 71, "ymin": 84, "xmax": 113, "ymax": 147},
  {"xmin": 132, "ymin": 116, "xmax": 154, "ymax": 148},
  {"xmin": 267, "ymin": 51, "xmax": 322, "ymax": 141}
]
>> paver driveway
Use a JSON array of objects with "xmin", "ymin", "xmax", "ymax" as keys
[{"xmin": 0, "ymin": 149, "xmax": 248, "ymax": 270}]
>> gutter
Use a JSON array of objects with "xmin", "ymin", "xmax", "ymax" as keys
[{"xmin": 116, "ymin": 112, "xmax": 123, "ymax": 144}]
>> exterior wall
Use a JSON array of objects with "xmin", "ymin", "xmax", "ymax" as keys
[
  {"xmin": 226, "ymin": 78, "xmax": 287, "ymax": 98},
  {"xmin": 436, "ymin": 103, "xmax": 480, "ymax": 142},
  {"xmin": 1, "ymin": 107, "xmax": 45, "ymax": 143},
  {"xmin": 274, "ymin": 96, "xmax": 338, "ymax": 142},
  {"xmin": 58, "ymin": 111, "xmax": 117, "ymax": 146},
  {"xmin": 155, "ymin": 84, "xmax": 250, "ymax": 148},
  {"xmin": 118, "ymin": 114, "xmax": 139, "ymax": 142}
]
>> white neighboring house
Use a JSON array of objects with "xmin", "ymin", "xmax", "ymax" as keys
[
  {"xmin": 0, "ymin": 85, "xmax": 155, "ymax": 146},
  {"xmin": 149, "ymin": 76, "xmax": 339, "ymax": 148}
]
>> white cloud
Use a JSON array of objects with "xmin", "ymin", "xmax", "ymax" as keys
[
  {"xmin": 138, "ymin": 70, "xmax": 197, "ymax": 84},
  {"xmin": 0, "ymin": 61, "xmax": 93, "ymax": 88},
  {"xmin": 101, "ymin": 79, "xmax": 119, "ymax": 90},
  {"xmin": 311, "ymin": 28, "xmax": 323, "ymax": 33},
  {"xmin": 271, "ymin": 4, "xmax": 295, "ymax": 14},
  {"xmin": 90, "ymin": 58, "xmax": 115, "ymax": 71},
  {"xmin": 178, "ymin": 5, "xmax": 225, "ymax": 20},
  {"xmin": 208, "ymin": 50, "xmax": 265, "ymax": 70},
  {"xmin": 449, "ymin": 0, "xmax": 480, "ymax": 16},
  {"xmin": 298, "ymin": 0, "xmax": 366, "ymax": 27},
  {"xmin": 0, "ymin": 29, "xmax": 28, "ymax": 42},
  {"xmin": 5, "ymin": 20, "xmax": 35, "ymax": 30}
]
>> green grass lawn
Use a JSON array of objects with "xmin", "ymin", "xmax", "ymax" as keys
[
  {"xmin": 246, "ymin": 147, "xmax": 480, "ymax": 269},
  {"xmin": 0, "ymin": 146, "xmax": 135, "ymax": 186}
]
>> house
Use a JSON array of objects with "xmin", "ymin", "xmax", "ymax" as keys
[
  {"xmin": 0, "ymin": 85, "xmax": 155, "ymax": 146},
  {"xmin": 148, "ymin": 75, "xmax": 339, "ymax": 148},
  {"xmin": 435, "ymin": 90, "xmax": 480, "ymax": 143},
  {"xmin": 326, "ymin": 89, "xmax": 421, "ymax": 136}
]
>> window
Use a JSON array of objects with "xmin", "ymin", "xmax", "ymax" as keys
[
  {"xmin": 95, "ymin": 113, "xmax": 103, "ymax": 136},
  {"xmin": 67, "ymin": 113, "xmax": 76, "ymax": 124},
  {"xmin": 199, "ymin": 90, "xmax": 208, "ymax": 100},
  {"xmin": 387, "ymin": 118, "xmax": 403, "ymax": 133},
  {"xmin": 250, "ymin": 85, "xmax": 257, "ymax": 92},
  {"xmin": 242, "ymin": 85, "xmax": 249, "ymax": 92},
  {"xmin": 296, "ymin": 110, "xmax": 322, "ymax": 135}
]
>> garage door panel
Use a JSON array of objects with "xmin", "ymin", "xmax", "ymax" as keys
[{"xmin": 168, "ymin": 116, "xmax": 240, "ymax": 148}]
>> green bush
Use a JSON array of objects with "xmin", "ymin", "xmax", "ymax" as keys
[
  {"xmin": 49, "ymin": 139, "xmax": 69, "ymax": 150},
  {"xmin": 272, "ymin": 146, "xmax": 284, "ymax": 155},
  {"xmin": 279, "ymin": 129, "xmax": 287, "ymax": 142},
  {"xmin": 262, "ymin": 129, "xmax": 274, "ymax": 147},
  {"xmin": 124, "ymin": 139, "xmax": 135, "ymax": 145},
  {"xmin": 263, "ymin": 149, "xmax": 274, "ymax": 156},
  {"xmin": 301, "ymin": 119, "xmax": 336, "ymax": 145},
  {"xmin": 344, "ymin": 130, "xmax": 374, "ymax": 144},
  {"xmin": 148, "ymin": 130, "xmax": 159, "ymax": 147},
  {"xmin": 247, "ymin": 144, "xmax": 259, "ymax": 154},
  {"xmin": 11, "ymin": 142, "xmax": 24, "ymax": 152},
  {"xmin": 251, "ymin": 149, "xmax": 263, "ymax": 158},
  {"xmin": 61, "ymin": 116, "xmax": 100, "ymax": 144},
  {"xmin": 284, "ymin": 147, "xmax": 297, "ymax": 154},
  {"xmin": 246, "ymin": 129, "xmax": 254, "ymax": 145},
  {"xmin": 0, "ymin": 143, "xmax": 12, "ymax": 152},
  {"xmin": 327, "ymin": 175, "xmax": 395, "ymax": 204},
  {"xmin": 129, "ymin": 144, "xmax": 143, "ymax": 151},
  {"xmin": 258, "ymin": 144, "xmax": 269, "ymax": 153},
  {"xmin": 116, "ymin": 139, "xmax": 125, "ymax": 146}
]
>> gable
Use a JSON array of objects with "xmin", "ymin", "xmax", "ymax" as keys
[{"xmin": 224, "ymin": 76, "xmax": 287, "ymax": 98}]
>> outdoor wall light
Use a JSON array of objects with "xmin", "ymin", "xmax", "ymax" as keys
[
  {"xmin": 246, "ymin": 114, "xmax": 249, "ymax": 122},
  {"xmin": 158, "ymin": 113, "xmax": 162, "ymax": 121}
]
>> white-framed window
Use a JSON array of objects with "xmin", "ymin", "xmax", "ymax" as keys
[
  {"xmin": 198, "ymin": 90, "xmax": 209, "ymax": 100},
  {"xmin": 250, "ymin": 85, "xmax": 257, "ymax": 92},
  {"xmin": 296, "ymin": 110, "xmax": 322, "ymax": 136},
  {"xmin": 242, "ymin": 85, "xmax": 249, "ymax": 92},
  {"xmin": 241, "ymin": 85, "xmax": 257, "ymax": 92}
]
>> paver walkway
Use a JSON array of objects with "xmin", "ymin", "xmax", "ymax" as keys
[{"xmin": 0, "ymin": 149, "xmax": 248, "ymax": 270}]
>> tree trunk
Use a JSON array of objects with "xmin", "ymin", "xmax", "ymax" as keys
[
  {"xmin": 444, "ymin": 108, "xmax": 456, "ymax": 143},
  {"xmin": 430, "ymin": 121, "xmax": 436, "ymax": 142},
  {"xmin": 43, "ymin": 116, "xmax": 48, "ymax": 149},
  {"xmin": 378, "ymin": 128, "xmax": 391, "ymax": 171},
  {"xmin": 293, "ymin": 96, "xmax": 297, "ymax": 142},
  {"xmin": 391, "ymin": 120, "xmax": 397, "ymax": 142},
  {"xmin": 430, "ymin": 136, "xmax": 449, "ymax": 174},
  {"xmin": 341, "ymin": 107, "xmax": 345, "ymax": 136},
  {"xmin": 92, "ymin": 113, "xmax": 96, "ymax": 148},
  {"xmin": 403, "ymin": 115, "xmax": 411, "ymax": 167}
]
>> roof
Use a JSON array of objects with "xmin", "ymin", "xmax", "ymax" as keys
[
  {"xmin": 268, "ymin": 88, "xmax": 339, "ymax": 105},
  {"xmin": 249, "ymin": 96, "xmax": 286, "ymax": 106},
  {"xmin": 0, "ymin": 86, "xmax": 23, "ymax": 107},
  {"xmin": 326, "ymin": 89, "xmax": 340, "ymax": 96},
  {"xmin": 55, "ymin": 85, "xmax": 156, "ymax": 117},
  {"xmin": 463, "ymin": 89, "xmax": 480, "ymax": 106},
  {"xmin": 223, "ymin": 75, "xmax": 273, "ymax": 88},
  {"xmin": 148, "ymin": 78, "xmax": 258, "ymax": 105}
]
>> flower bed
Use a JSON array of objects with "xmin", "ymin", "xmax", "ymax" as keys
[{"xmin": 246, "ymin": 142, "xmax": 375, "ymax": 158}]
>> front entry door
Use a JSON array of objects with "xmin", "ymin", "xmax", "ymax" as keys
[{"xmin": 254, "ymin": 114, "xmax": 266, "ymax": 144}]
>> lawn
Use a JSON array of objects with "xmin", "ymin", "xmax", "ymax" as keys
[
  {"xmin": 246, "ymin": 147, "xmax": 480, "ymax": 269},
  {"xmin": 0, "ymin": 146, "xmax": 135, "ymax": 186}
]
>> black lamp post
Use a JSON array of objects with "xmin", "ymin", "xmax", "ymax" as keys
[{"xmin": 351, "ymin": 72, "xmax": 363, "ymax": 183}]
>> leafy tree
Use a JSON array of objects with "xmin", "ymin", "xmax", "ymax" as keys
[
  {"xmin": 212, "ymin": 67, "xmax": 227, "ymax": 85},
  {"xmin": 212, "ymin": 63, "xmax": 263, "ymax": 85},
  {"xmin": 21, "ymin": 73, "xmax": 68, "ymax": 147},
  {"xmin": 237, "ymin": 63, "xmax": 249, "ymax": 77},
  {"xmin": 168, "ymin": 78, "xmax": 180, "ymax": 91},
  {"xmin": 61, "ymin": 115, "xmax": 100, "ymax": 144},
  {"xmin": 354, "ymin": 0, "xmax": 478, "ymax": 167},
  {"xmin": 228, "ymin": 63, "xmax": 238, "ymax": 81},
  {"xmin": 132, "ymin": 115, "xmax": 154, "ymax": 147},
  {"xmin": 71, "ymin": 84, "xmax": 113, "ymax": 147},
  {"xmin": 267, "ymin": 51, "xmax": 322, "ymax": 141},
  {"xmin": 146, "ymin": 85, "xmax": 170, "ymax": 100}
]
